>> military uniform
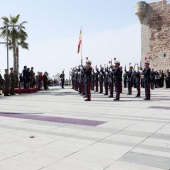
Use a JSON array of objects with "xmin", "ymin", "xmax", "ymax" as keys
[
  {"xmin": 0, "ymin": 74, "xmax": 2, "ymax": 95},
  {"xmin": 14, "ymin": 71, "xmax": 19, "ymax": 88},
  {"xmin": 142, "ymin": 61, "xmax": 151, "ymax": 100},
  {"xmin": 125, "ymin": 66, "xmax": 133, "ymax": 95},
  {"xmin": 165, "ymin": 70, "xmax": 170, "ymax": 88},
  {"xmin": 10, "ymin": 68, "xmax": 15, "ymax": 95},
  {"xmin": 98, "ymin": 68, "xmax": 104, "ymax": 93},
  {"xmin": 108, "ymin": 66, "xmax": 114, "ymax": 98},
  {"xmin": 30, "ymin": 67, "xmax": 35, "ymax": 88},
  {"xmin": 84, "ymin": 61, "xmax": 92, "ymax": 101},
  {"xmin": 104, "ymin": 68, "xmax": 109, "ymax": 95},
  {"xmin": 94, "ymin": 67, "xmax": 99, "ymax": 92},
  {"xmin": 4, "ymin": 69, "xmax": 10, "ymax": 96},
  {"xmin": 134, "ymin": 68, "xmax": 141, "ymax": 97},
  {"xmin": 60, "ymin": 71, "xmax": 65, "ymax": 89},
  {"xmin": 112, "ymin": 61, "xmax": 121, "ymax": 101},
  {"xmin": 150, "ymin": 68, "xmax": 156, "ymax": 90}
]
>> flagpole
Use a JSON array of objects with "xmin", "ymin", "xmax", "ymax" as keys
[{"xmin": 81, "ymin": 27, "xmax": 83, "ymax": 65}]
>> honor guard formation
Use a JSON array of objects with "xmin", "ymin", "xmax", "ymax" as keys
[{"xmin": 70, "ymin": 60, "xmax": 170, "ymax": 101}]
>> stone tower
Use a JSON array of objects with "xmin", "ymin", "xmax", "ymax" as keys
[{"xmin": 135, "ymin": 0, "xmax": 170, "ymax": 70}]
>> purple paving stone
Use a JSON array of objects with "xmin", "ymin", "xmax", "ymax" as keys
[
  {"xmin": 149, "ymin": 106, "xmax": 170, "ymax": 110},
  {"xmin": 0, "ymin": 112, "xmax": 106, "ymax": 126}
]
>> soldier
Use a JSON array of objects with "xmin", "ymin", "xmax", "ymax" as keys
[
  {"xmin": 43, "ymin": 72, "xmax": 48, "ymax": 90},
  {"xmin": 134, "ymin": 66, "xmax": 141, "ymax": 97},
  {"xmin": 119, "ymin": 66, "xmax": 123, "ymax": 93},
  {"xmin": 165, "ymin": 69, "xmax": 170, "ymax": 88},
  {"xmin": 30, "ymin": 67, "xmax": 35, "ymax": 88},
  {"xmin": 0, "ymin": 73, "xmax": 2, "ymax": 95},
  {"xmin": 4, "ymin": 69, "xmax": 10, "ymax": 96},
  {"xmin": 10, "ymin": 67, "xmax": 15, "ymax": 95},
  {"xmin": 95, "ymin": 66, "xmax": 99, "ymax": 92},
  {"xmin": 23, "ymin": 66, "xmax": 28, "ymax": 89},
  {"xmin": 123, "ymin": 66, "xmax": 127, "ymax": 88},
  {"xmin": 91, "ymin": 68, "xmax": 95, "ymax": 91},
  {"xmin": 77, "ymin": 66, "xmax": 82, "ymax": 93},
  {"xmin": 98, "ymin": 66, "xmax": 104, "ymax": 93},
  {"xmin": 142, "ymin": 61, "xmax": 151, "ymax": 100},
  {"xmin": 108, "ymin": 65, "xmax": 114, "ymax": 98},
  {"xmin": 112, "ymin": 61, "xmax": 121, "ymax": 101},
  {"xmin": 125, "ymin": 66, "xmax": 133, "ymax": 95},
  {"xmin": 150, "ymin": 68, "xmax": 156, "ymax": 90},
  {"xmin": 60, "ymin": 70, "xmax": 65, "ymax": 89},
  {"xmin": 14, "ymin": 71, "xmax": 19, "ymax": 88},
  {"xmin": 27, "ymin": 68, "xmax": 31, "ymax": 88},
  {"xmin": 104, "ymin": 67, "xmax": 109, "ymax": 95},
  {"xmin": 84, "ymin": 60, "xmax": 92, "ymax": 101}
]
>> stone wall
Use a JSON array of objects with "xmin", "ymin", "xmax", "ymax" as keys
[{"xmin": 135, "ymin": 1, "xmax": 170, "ymax": 70}]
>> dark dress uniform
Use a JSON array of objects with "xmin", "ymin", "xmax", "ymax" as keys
[
  {"xmin": 4, "ymin": 69, "xmax": 10, "ymax": 96},
  {"xmin": 10, "ymin": 69, "xmax": 15, "ymax": 95},
  {"xmin": 104, "ymin": 69, "xmax": 109, "ymax": 95},
  {"xmin": 23, "ymin": 66, "xmax": 28, "ymax": 89},
  {"xmin": 108, "ymin": 68, "xmax": 114, "ymax": 98},
  {"xmin": 125, "ymin": 68, "xmax": 133, "ymax": 95},
  {"xmin": 0, "ymin": 74, "xmax": 2, "ymax": 95},
  {"xmin": 98, "ymin": 69, "xmax": 104, "ymax": 93},
  {"xmin": 150, "ymin": 70, "xmax": 156, "ymax": 90},
  {"xmin": 142, "ymin": 66, "xmax": 151, "ymax": 100},
  {"xmin": 84, "ymin": 64, "xmax": 92, "ymax": 101},
  {"xmin": 165, "ymin": 71, "xmax": 170, "ymax": 88},
  {"xmin": 30, "ymin": 68, "xmax": 35, "ymax": 88},
  {"xmin": 95, "ymin": 69, "xmax": 99, "ymax": 92},
  {"xmin": 134, "ymin": 70, "xmax": 141, "ymax": 97},
  {"xmin": 112, "ymin": 66, "xmax": 121, "ymax": 101},
  {"xmin": 60, "ymin": 72, "xmax": 65, "ymax": 89}
]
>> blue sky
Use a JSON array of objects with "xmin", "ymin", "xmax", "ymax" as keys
[{"xmin": 0, "ymin": 0, "xmax": 156, "ymax": 78}]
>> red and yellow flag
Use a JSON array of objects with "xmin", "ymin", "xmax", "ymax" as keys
[{"xmin": 77, "ymin": 29, "xmax": 82, "ymax": 54}]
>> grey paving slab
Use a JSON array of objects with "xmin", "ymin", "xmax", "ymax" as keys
[
  {"xmin": 0, "ymin": 86, "xmax": 170, "ymax": 170},
  {"xmin": 119, "ymin": 152, "xmax": 170, "ymax": 169}
]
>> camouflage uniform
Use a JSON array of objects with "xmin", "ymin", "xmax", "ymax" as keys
[
  {"xmin": 0, "ymin": 74, "xmax": 2, "ymax": 95},
  {"xmin": 4, "ymin": 69, "xmax": 10, "ymax": 96},
  {"xmin": 30, "ymin": 67, "xmax": 35, "ymax": 88},
  {"xmin": 10, "ymin": 68, "xmax": 15, "ymax": 95},
  {"xmin": 14, "ymin": 71, "xmax": 19, "ymax": 88}
]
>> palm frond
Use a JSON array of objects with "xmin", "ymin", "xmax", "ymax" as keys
[
  {"xmin": 1, "ymin": 16, "xmax": 9, "ymax": 25},
  {"xmin": 10, "ymin": 14, "xmax": 20, "ymax": 24}
]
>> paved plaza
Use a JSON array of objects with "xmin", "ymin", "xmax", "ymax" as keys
[{"xmin": 0, "ymin": 86, "xmax": 170, "ymax": 170}]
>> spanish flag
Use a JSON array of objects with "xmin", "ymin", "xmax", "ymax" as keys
[{"xmin": 77, "ymin": 29, "xmax": 82, "ymax": 54}]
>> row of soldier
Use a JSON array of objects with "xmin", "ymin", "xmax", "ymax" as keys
[
  {"xmin": 0, "ymin": 66, "xmax": 50, "ymax": 96},
  {"xmin": 71, "ymin": 60, "xmax": 154, "ymax": 101}
]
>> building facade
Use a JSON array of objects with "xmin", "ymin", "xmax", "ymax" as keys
[{"xmin": 135, "ymin": 0, "xmax": 170, "ymax": 70}]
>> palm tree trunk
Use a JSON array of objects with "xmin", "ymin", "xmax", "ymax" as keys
[
  {"xmin": 12, "ymin": 38, "xmax": 17, "ymax": 72},
  {"xmin": 16, "ymin": 46, "xmax": 19, "ymax": 74}
]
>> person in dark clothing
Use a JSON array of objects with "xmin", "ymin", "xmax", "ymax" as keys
[
  {"xmin": 22, "ymin": 66, "xmax": 28, "ymax": 89},
  {"xmin": 43, "ymin": 72, "xmax": 48, "ymax": 90},
  {"xmin": 150, "ymin": 68, "xmax": 156, "ymax": 90},
  {"xmin": 142, "ymin": 61, "xmax": 151, "ymax": 100},
  {"xmin": 134, "ymin": 67, "xmax": 141, "ymax": 97},
  {"xmin": 60, "ymin": 71, "xmax": 65, "ymax": 89},
  {"xmin": 84, "ymin": 61, "xmax": 92, "ymax": 101},
  {"xmin": 112, "ymin": 61, "xmax": 121, "ymax": 101},
  {"xmin": 125, "ymin": 66, "xmax": 133, "ymax": 95},
  {"xmin": 165, "ymin": 69, "xmax": 170, "ymax": 88}
]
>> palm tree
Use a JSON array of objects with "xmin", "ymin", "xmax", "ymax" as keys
[{"xmin": 0, "ymin": 14, "xmax": 28, "ymax": 73}]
